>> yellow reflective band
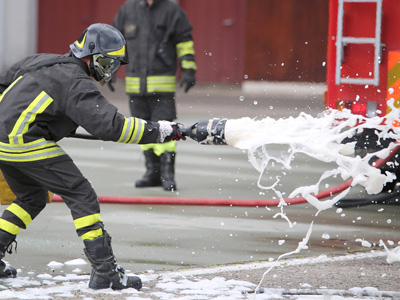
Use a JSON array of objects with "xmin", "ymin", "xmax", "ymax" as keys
[
  {"xmin": 128, "ymin": 118, "xmax": 145, "ymax": 144},
  {"xmin": 0, "ymin": 76, "xmax": 23, "ymax": 103},
  {"xmin": 0, "ymin": 146, "xmax": 66, "ymax": 162},
  {"xmin": 0, "ymin": 139, "xmax": 66, "ymax": 162},
  {"xmin": 81, "ymin": 228, "xmax": 103, "ymax": 241},
  {"xmin": 176, "ymin": 41, "xmax": 195, "ymax": 58},
  {"xmin": 117, "ymin": 117, "xmax": 132, "ymax": 143},
  {"xmin": 0, "ymin": 219, "xmax": 20, "ymax": 235},
  {"xmin": 73, "ymin": 213, "xmax": 102, "ymax": 230},
  {"xmin": 125, "ymin": 77, "xmax": 140, "ymax": 93},
  {"xmin": 140, "ymin": 140, "xmax": 176, "ymax": 156},
  {"xmin": 147, "ymin": 76, "xmax": 176, "ymax": 93},
  {"xmin": 182, "ymin": 60, "xmax": 197, "ymax": 70},
  {"xmin": 9, "ymin": 91, "xmax": 54, "ymax": 145},
  {"xmin": 117, "ymin": 117, "xmax": 145, "ymax": 144},
  {"xmin": 107, "ymin": 45, "xmax": 125, "ymax": 56},
  {"xmin": 7, "ymin": 203, "xmax": 32, "ymax": 227},
  {"xmin": 76, "ymin": 32, "xmax": 87, "ymax": 48}
]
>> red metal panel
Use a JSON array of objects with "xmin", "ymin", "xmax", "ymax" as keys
[
  {"xmin": 326, "ymin": 0, "xmax": 400, "ymax": 116},
  {"xmin": 180, "ymin": 0, "xmax": 245, "ymax": 84}
]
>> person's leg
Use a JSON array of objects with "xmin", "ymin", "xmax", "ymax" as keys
[
  {"xmin": 129, "ymin": 95, "xmax": 162, "ymax": 187},
  {"xmin": 35, "ymin": 157, "xmax": 142, "ymax": 290},
  {"xmin": 0, "ymin": 163, "xmax": 49, "ymax": 278},
  {"xmin": 151, "ymin": 93, "xmax": 178, "ymax": 191},
  {"xmin": 1, "ymin": 158, "xmax": 142, "ymax": 289},
  {"xmin": 135, "ymin": 144, "xmax": 161, "ymax": 187},
  {"xmin": 153, "ymin": 142, "xmax": 177, "ymax": 191}
]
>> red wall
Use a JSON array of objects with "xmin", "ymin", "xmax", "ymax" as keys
[
  {"xmin": 37, "ymin": 0, "xmax": 328, "ymax": 84},
  {"xmin": 180, "ymin": 0, "xmax": 246, "ymax": 84},
  {"xmin": 37, "ymin": 0, "xmax": 125, "ymax": 55}
]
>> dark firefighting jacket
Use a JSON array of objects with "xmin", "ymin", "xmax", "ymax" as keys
[
  {"xmin": 0, "ymin": 53, "xmax": 161, "ymax": 163},
  {"xmin": 113, "ymin": 0, "xmax": 196, "ymax": 95}
]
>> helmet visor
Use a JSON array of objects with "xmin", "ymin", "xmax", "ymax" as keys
[{"xmin": 93, "ymin": 54, "xmax": 121, "ymax": 85}]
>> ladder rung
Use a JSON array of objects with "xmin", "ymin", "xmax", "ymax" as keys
[
  {"xmin": 339, "ymin": 78, "xmax": 377, "ymax": 85},
  {"xmin": 342, "ymin": 37, "xmax": 377, "ymax": 44}
]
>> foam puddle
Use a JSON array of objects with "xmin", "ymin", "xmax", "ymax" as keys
[{"xmin": 222, "ymin": 107, "xmax": 400, "ymax": 298}]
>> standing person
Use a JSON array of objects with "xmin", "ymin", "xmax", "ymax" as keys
[
  {"xmin": 0, "ymin": 23, "xmax": 185, "ymax": 290},
  {"xmin": 112, "ymin": 0, "xmax": 197, "ymax": 191}
]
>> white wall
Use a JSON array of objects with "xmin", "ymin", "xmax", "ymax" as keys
[{"xmin": 0, "ymin": 0, "xmax": 37, "ymax": 71}]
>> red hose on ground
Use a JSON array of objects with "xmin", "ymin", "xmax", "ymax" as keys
[
  {"xmin": 51, "ymin": 144, "xmax": 400, "ymax": 207},
  {"xmin": 51, "ymin": 178, "xmax": 353, "ymax": 207}
]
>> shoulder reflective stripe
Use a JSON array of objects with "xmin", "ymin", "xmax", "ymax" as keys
[
  {"xmin": 0, "ymin": 76, "xmax": 23, "ymax": 103},
  {"xmin": 147, "ymin": 76, "xmax": 176, "ymax": 93},
  {"xmin": 0, "ymin": 219, "xmax": 20, "ymax": 235},
  {"xmin": 9, "ymin": 91, "xmax": 54, "ymax": 145},
  {"xmin": 7, "ymin": 203, "xmax": 32, "ymax": 227},
  {"xmin": 182, "ymin": 60, "xmax": 197, "ymax": 70},
  {"xmin": 0, "ymin": 139, "xmax": 66, "ymax": 162},
  {"xmin": 125, "ymin": 77, "xmax": 140, "ymax": 93},
  {"xmin": 128, "ymin": 118, "xmax": 145, "ymax": 144},
  {"xmin": 176, "ymin": 41, "xmax": 195, "ymax": 58},
  {"xmin": 81, "ymin": 228, "xmax": 103, "ymax": 241},
  {"xmin": 73, "ymin": 213, "xmax": 102, "ymax": 230}
]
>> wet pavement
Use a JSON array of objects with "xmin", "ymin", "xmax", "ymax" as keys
[{"xmin": 1, "ymin": 81, "xmax": 399, "ymax": 278}]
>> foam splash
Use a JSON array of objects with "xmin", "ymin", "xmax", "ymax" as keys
[{"xmin": 224, "ymin": 108, "xmax": 400, "ymax": 212}]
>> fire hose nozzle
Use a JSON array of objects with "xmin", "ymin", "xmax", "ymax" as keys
[{"xmin": 185, "ymin": 118, "xmax": 228, "ymax": 145}]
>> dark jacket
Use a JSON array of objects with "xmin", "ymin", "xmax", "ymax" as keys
[
  {"xmin": 0, "ymin": 53, "xmax": 160, "ymax": 163},
  {"xmin": 113, "ymin": 0, "xmax": 196, "ymax": 95}
]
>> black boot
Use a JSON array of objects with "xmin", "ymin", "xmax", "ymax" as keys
[
  {"xmin": 83, "ymin": 232, "xmax": 142, "ymax": 290},
  {"xmin": 135, "ymin": 149, "xmax": 162, "ymax": 187},
  {"xmin": 0, "ymin": 230, "xmax": 17, "ymax": 278},
  {"xmin": 160, "ymin": 152, "xmax": 176, "ymax": 191}
]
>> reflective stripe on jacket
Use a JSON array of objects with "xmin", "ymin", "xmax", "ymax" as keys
[
  {"xmin": 113, "ymin": 0, "xmax": 196, "ymax": 95},
  {"xmin": 0, "ymin": 53, "xmax": 161, "ymax": 163}
]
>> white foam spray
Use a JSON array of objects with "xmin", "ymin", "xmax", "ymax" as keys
[
  {"xmin": 225, "ymin": 108, "xmax": 400, "ymax": 212},
  {"xmin": 222, "ymin": 105, "xmax": 400, "ymax": 298}
]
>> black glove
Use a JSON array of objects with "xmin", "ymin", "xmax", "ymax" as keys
[
  {"xmin": 170, "ymin": 123, "xmax": 187, "ymax": 141},
  {"xmin": 158, "ymin": 121, "xmax": 187, "ymax": 142},
  {"xmin": 179, "ymin": 69, "xmax": 196, "ymax": 93}
]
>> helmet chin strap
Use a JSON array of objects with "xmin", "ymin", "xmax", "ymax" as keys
[{"xmin": 89, "ymin": 56, "xmax": 102, "ymax": 82}]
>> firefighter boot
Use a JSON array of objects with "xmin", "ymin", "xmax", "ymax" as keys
[
  {"xmin": 160, "ymin": 151, "xmax": 176, "ymax": 191},
  {"xmin": 135, "ymin": 149, "xmax": 162, "ymax": 187},
  {"xmin": 0, "ymin": 230, "xmax": 17, "ymax": 278},
  {"xmin": 83, "ymin": 232, "xmax": 142, "ymax": 290}
]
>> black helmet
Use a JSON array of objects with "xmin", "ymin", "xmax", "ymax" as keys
[{"xmin": 70, "ymin": 23, "xmax": 128, "ymax": 85}]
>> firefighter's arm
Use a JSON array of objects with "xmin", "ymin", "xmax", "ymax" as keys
[
  {"xmin": 66, "ymin": 85, "xmax": 184, "ymax": 144},
  {"xmin": 174, "ymin": 10, "xmax": 196, "ymax": 92},
  {"xmin": 114, "ymin": 118, "xmax": 185, "ymax": 144},
  {"xmin": 177, "ymin": 40, "xmax": 196, "ymax": 93}
]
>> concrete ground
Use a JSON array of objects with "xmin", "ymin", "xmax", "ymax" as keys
[{"xmin": 0, "ymin": 81, "xmax": 399, "ymax": 298}]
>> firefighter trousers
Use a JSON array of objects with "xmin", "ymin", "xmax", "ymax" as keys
[{"xmin": 0, "ymin": 155, "xmax": 103, "ymax": 239}]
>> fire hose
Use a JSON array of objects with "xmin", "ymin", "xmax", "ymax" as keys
[{"xmin": 55, "ymin": 118, "xmax": 400, "ymax": 207}]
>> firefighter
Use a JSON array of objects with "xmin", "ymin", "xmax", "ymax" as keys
[
  {"xmin": 0, "ymin": 23, "xmax": 185, "ymax": 290},
  {"xmin": 112, "ymin": 0, "xmax": 196, "ymax": 191}
]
